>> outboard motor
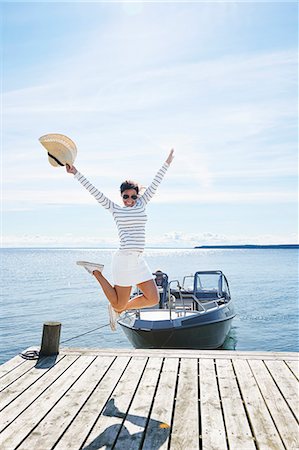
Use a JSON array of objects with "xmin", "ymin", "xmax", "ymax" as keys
[{"xmin": 153, "ymin": 271, "xmax": 169, "ymax": 308}]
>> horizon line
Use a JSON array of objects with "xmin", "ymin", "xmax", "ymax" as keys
[{"xmin": 1, "ymin": 244, "xmax": 298, "ymax": 250}]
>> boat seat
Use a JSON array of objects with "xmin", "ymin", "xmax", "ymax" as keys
[
  {"xmin": 171, "ymin": 289, "xmax": 194, "ymax": 298},
  {"xmin": 177, "ymin": 290, "xmax": 219, "ymax": 300},
  {"xmin": 196, "ymin": 291, "xmax": 219, "ymax": 300}
]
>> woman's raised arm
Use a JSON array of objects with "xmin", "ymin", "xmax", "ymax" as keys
[
  {"xmin": 66, "ymin": 164, "xmax": 115, "ymax": 212},
  {"xmin": 166, "ymin": 149, "xmax": 174, "ymax": 165},
  {"xmin": 140, "ymin": 149, "xmax": 174, "ymax": 205}
]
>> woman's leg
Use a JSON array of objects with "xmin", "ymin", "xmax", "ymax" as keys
[
  {"xmin": 125, "ymin": 279, "xmax": 159, "ymax": 310},
  {"xmin": 92, "ymin": 272, "xmax": 158, "ymax": 312},
  {"xmin": 92, "ymin": 270, "xmax": 131, "ymax": 312}
]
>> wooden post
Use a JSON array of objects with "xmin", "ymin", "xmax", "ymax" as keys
[{"xmin": 40, "ymin": 322, "xmax": 61, "ymax": 356}]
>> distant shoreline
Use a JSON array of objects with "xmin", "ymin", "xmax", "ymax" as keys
[
  {"xmin": 194, "ymin": 244, "xmax": 299, "ymax": 249},
  {"xmin": 1, "ymin": 244, "xmax": 298, "ymax": 250}
]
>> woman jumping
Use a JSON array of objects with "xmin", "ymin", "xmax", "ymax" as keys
[{"xmin": 66, "ymin": 149, "xmax": 174, "ymax": 330}]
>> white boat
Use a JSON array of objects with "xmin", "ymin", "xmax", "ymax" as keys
[{"xmin": 118, "ymin": 270, "xmax": 236, "ymax": 350}]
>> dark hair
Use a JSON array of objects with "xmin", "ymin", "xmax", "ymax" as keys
[{"xmin": 120, "ymin": 180, "xmax": 139, "ymax": 194}]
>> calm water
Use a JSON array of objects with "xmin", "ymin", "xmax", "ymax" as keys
[{"xmin": 1, "ymin": 248, "xmax": 298, "ymax": 364}]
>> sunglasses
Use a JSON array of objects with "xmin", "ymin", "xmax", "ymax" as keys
[{"xmin": 122, "ymin": 194, "xmax": 138, "ymax": 200}]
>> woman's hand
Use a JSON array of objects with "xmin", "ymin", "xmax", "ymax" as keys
[
  {"xmin": 166, "ymin": 149, "xmax": 174, "ymax": 165},
  {"xmin": 66, "ymin": 164, "xmax": 77, "ymax": 175}
]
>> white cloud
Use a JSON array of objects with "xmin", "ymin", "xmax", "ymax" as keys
[
  {"xmin": 2, "ymin": 3, "xmax": 297, "ymax": 246},
  {"xmin": 2, "ymin": 49, "xmax": 297, "ymax": 209},
  {"xmin": 1, "ymin": 233, "xmax": 118, "ymax": 248},
  {"xmin": 3, "ymin": 50, "xmax": 296, "ymax": 117},
  {"xmin": 2, "ymin": 186, "xmax": 297, "ymax": 212},
  {"xmin": 148, "ymin": 230, "xmax": 298, "ymax": 247},
  {"xmin": 3, "ymin": 230, "xmax": 297, "ymax": 248}
]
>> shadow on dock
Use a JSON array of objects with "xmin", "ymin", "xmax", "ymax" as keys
[
  {"xmin": 35, "ymin": 354, "xmax": 59, "ymax": 369},
  {"xmin": 83, "ymin": 398, "xmax": 170, "ymax": 450}
]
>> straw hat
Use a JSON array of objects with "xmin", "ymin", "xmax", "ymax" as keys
[{"xmin": 39, "ymin": 133, "xmax": 77, "ymax": 167}]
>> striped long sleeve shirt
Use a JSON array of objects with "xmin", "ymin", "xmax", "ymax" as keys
[{"xmin": 74, "ymin": 162, "xmax": 169, "ymax": 251}]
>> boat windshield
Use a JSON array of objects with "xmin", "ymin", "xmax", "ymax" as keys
[
  {"xmin": 182, "ymin": 275, "xmax": 194, "ymax": 291},
  {"xmin": 194, "ymin": 271, "xmax": 230, "ymax": 300},
  {"xmin": 196, "ymin": 273, "xmax": 221, "ymax": 291}
]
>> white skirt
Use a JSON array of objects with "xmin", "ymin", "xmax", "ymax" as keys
[{"xmin": 112, "ymin": 250, "xmax": 154, "ymax": 287}]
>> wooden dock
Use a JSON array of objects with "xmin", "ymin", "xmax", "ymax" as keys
[{"xmin": 0, "ymin": 348, "xmax": 298, "ymax": 449}]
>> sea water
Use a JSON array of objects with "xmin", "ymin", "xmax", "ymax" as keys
[{"xmin": 1, "ymin": 248, "xmax": 298, "ymax": 364}]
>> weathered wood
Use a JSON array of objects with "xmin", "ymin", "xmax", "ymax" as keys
[
  {"xmin": 78, "ymin": 356, "xmax": 148, "ymax": 450},
  {"xmin": 80, "ymin": 357, "xmax": 148, "ymax": 450},
  {"xmin": 0, "ymin": 355, "xmax": 95, "ymax": 449},
  {"xmin": 0, "ymin": 355, "xmax": 78, "ymax": 434},
  {"xmin": 19, "ymin": 355, "xmax": 122, "ymax": 449},
  {"xmin": 0, "ymin": 359, "xmax": 37, "ymax": 392},
  {"xmin": 40, "ymin": 322, "xmax": 61, "ymax": 356},
  {"xmin": 249, "ymin": 359, "xmax": 299, "ymax": 449},
  {"xmin": 113, "ymin": 357, "xmax": 163, "ymax": 450},
  {"xmin": 142, "ymin": 357, "xmax": 179, "ymax": 450},
  {"xmin": 171, "ymin": 358, "xmax": 200, "ymax": 449},
  {"xmin": 233, "ymin": 359, "xmax": 284, "ymax": 450},
  {"xmin": 0, "ymin": 354, "xmax": 64, "ymax": 411},
  {"xmin": 0, "ymin": 355, "xmax": 27, "ymax": 379},
  {"xmin": 285, "ymin": 360, "xmax": 299, "ymax": 379},
  {"xmin": 200, "ymin": 358, "xmax": 227, "ymax": 450},
  {"xmin": 265, "ymin": 359, "xmax": 299, "ymax": 418},
  {"xmin": 216, "ymin": 358, "xmax": 255, "ymax": 449},
  {"xmin": 60, "ymin": 347, "xmax": 299, "ymax": 360},
  {"xmin": 0, "ymin": 349, "xmax": 297, "ymax": 450}
]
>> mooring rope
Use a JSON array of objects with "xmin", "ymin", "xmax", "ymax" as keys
[
  {"xmin": 60, "ymin": 323, "xmax": 110, "ymax": 344},
  {"xmin": 19, "ymin": 323, "xmax": 111, "ymax": 360},
  {"xmin": 20, "ymin": 350, "xmax": 40, "ymax": 360}
]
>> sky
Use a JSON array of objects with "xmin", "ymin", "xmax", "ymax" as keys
[{"xmin": 1, "ymin": 1, "xmax": 298, "ymax": 248}]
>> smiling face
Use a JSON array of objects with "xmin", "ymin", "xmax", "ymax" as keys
[{"xmin": 121, "ymin": 188, "xmax": 138, "ymax": 207}]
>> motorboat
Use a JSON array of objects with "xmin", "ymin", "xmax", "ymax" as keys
[{"xmin": 118, "ymin": 270, "xmax": 236, "ymax": 350}]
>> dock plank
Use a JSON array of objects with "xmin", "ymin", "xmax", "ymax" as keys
[
  {"xmin": 113, "ymin": 357, "xmax": 163, "ymax": 450},
  {"xmin": 60, "ymin": 347, "xmax": 298, "ymax": 360},
  {"xmin": 0, "ymin": 355, "xmax": 27, "ymax": 379},
  {"xmin": 200, "ymin": 358, "xmax": 227, "ymax": 450},
  {"xmin": 0, "ymin": 355, "xmax": 78, "ymax": 433},
  {"xmin": 0, "ymin": 355, "xmax": 65, "ymax": 411},
  {"xmin": 0, "ymin": 359, "xmax": 38, "ymax": 391},
  {"xmin": 20, "ymin": 356, "xmax": 124, "ymax": 449},
  {"xmin": 265, "ymin": 359, "xmax": 299, "ymax": 418},
  {"xmin": 55, "ymin": 356, "xmax": 144, "ymax": 450},
  {"xmin": 249, "ymin": 359, "xmax": 299, "ymax": 449},
  {"xmin": 142, "ymin": 357, "xmax": 179, "ymax": 450},
  {"xmin": 285, "ymin": 360, "xmax": 299, "ymax": 379},
  {"xmin": 0, "ymin": 355, "xmax": 90, "ymax": 448},
  {"xmin": 233, "ymin": 359, "xmax": 284, "ymax": 450},
  {"xmin": 0, "ymin": 349, "xmax": 297, "ymax": 450},
  {"xmin": 216, "ymin": 359, "xmax": 255, "ymax": 449},
  {"xmin": 171, "ymin": 358, "xmax": 200, "ymax": 450}
]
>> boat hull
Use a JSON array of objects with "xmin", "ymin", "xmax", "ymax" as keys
[{"xmin": 119, "ymin": 311, "xmax": 234, "ymax": 350}]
